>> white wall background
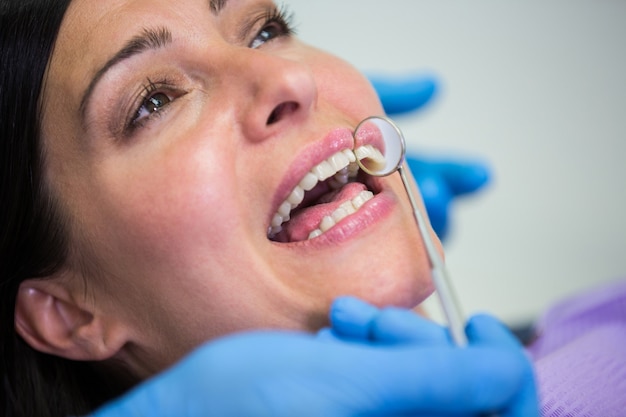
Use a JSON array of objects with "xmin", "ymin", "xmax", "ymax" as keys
[{"xmin": 285, "ymin": 0, "xmax": 626, "ymax": 325}]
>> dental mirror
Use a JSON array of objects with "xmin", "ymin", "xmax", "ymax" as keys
[{"xmin": 353, "ymin": 116, "xmax": 468, "ymax": 347}]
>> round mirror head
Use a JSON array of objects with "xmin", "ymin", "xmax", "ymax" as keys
[{"xmin": 353, "ymin": 116, "xmax": 406, "ymax": 177}]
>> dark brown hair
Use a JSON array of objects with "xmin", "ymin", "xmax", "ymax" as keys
[{"xmin": 1, "ymin": 1, "xmax": 126, "ymax": 415}]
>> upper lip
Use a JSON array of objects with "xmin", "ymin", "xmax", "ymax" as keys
[
  {"xmin": 267, "ymin": 124, "xmax": 388, "ymax": 240},
  {"xmin": 268, "ymin": 126, "xmax": 356, "ymax": 230}
]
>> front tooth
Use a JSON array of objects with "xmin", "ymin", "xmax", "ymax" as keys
[
  {"xmin": 329, "ymin": 152, "xmax": 350, "ymax": 172},
  {"xmin": 343, "ymin": 149, "xmax": 356, "ymax": 163},
  {"xmin": 319, "ymin": 215, "xmax": 335, "ymax": 232},
  {"xmin": 287, "ymin": 186, "xmax": 305, "ymax": 206},
  {"xmin": 312, "ymin": 160, "xmax": 335, "ymax": 181},
  {"xmin": 331, "ymin": 206, "xmax": 349, "ymax": 223},
  {"xmin": 308, "ymin": 229, "xmax": 323, "ymax": 239},
  {"xmin": 278, "ymin": 201, "xmax": 291, "ymax": 218},
  {"xmin": 339, "ymin": 200, "xmax": 357, "ymax": 215},
  {"xmin": 299, "ymin": 172, "xmax": 318, "ymax": 191},
  {"xmin": 352, "ymin": 190, "xmax": 374, "ymax": 209},
  {"xmin": 351, "ymin": 193, "xmax": 365, "ymax": 209}
]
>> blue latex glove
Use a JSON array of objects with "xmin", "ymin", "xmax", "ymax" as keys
[
  {"xmin": 325, "ymin": 297, "xmax": 540, "ymax": 417},
  {"xmin": 369, "ymin": 73, "xmax": 491, "ymax": 240},
  {"xmin": 368, "ymin": 73, "xmax": 438, "ymax": 115},
  {"xmin": 90, "ymin": 298, "xmax": 537, "ymax": 417},
  {"xmin": 407, "ymin": 155, "xmax": 490, "ymax": 240}
]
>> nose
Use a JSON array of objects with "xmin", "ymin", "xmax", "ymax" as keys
[{"xmin": 228, "ymin": 48, "xmax": 317, "ymax": 142}]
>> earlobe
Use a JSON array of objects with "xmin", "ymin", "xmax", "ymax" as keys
[{"xmin": 15, "ymin": 281, "xmax": 126, "ymax": 361}]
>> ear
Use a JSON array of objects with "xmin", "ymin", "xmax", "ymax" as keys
[{"xmin": 15, "ymin": 279, "xmax": 128, "ymax": 361}]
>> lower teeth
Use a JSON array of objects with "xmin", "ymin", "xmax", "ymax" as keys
[{"xmin": 307, "ymin": 190, "xmax": 374, "ymax": 240}]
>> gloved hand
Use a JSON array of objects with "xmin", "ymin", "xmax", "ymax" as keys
[
  {"xmin": 368, "ymin": 73, "xmax": 437, "ymax": 115},
  {"xmin": 407, "ymin": 155, "xmax": 490, "ymax": 240},
  {"xmin": 324, "ymin": 296, "xmax": 540, "ymax": 417},
  {"xmin": 89, "ymin": 297, "xmax": 538, "ymax": 417},
  {"xmin": 369, "ymin": 73, "xmax": 491, "ymax": 240}
]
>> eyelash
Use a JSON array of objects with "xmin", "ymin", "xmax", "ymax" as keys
[
  {"xmin": 249, "ymin": 5, "xmax": 296, "ymax": 49},
  {"xmin": 126, "ymin": 79, "xmax": 175, "ymax": 133},
  {"xmin": 125, "ymin": 5, "xmax": 296, "ymax": 135}
]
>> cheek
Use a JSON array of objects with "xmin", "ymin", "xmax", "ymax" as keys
[
  {"xmin": 309, "ymin": 50, "xmax": 384, "ymax": 117},
  {"xmin": 93, "ymin": 144, "xmax": 237, "ymax": 271}
]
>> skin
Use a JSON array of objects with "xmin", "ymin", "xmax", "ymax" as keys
[{"xmin": 20, "ymin": 0, "xmax": 440, "ymax": 379}]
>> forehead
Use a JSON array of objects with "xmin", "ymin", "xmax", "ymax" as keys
[
  {"xmin": 44, "ymin": 0, "xmax": 241, "ymax": 136},
  {"xmin": 52, "ymin": 0, "xmax": 205, "ymax": 78}
]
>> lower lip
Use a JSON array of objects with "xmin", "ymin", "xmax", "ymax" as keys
[{"xmin": 276, "ymin": 188, "xmax": 397, "ymax": 248}]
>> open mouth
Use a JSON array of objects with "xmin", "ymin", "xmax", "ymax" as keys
[{"xmin": 268, "ymin": 145, "xmax": 385, "ymax": 243}]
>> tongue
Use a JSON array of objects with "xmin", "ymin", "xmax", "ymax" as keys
[{"xmin": 281, "ymin": 182, "xmax": 368, "ymax": 242}]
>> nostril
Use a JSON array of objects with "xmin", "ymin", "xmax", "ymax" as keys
[{"xmin": 267, "ymin": 101, "xmax": 299, "ymax": 125}]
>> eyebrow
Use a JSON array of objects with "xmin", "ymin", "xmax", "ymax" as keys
[
  {"xmin": 79, "ymin": 0, "xmax": 230, "ymax": 123},
  {"xmin": 78, "ymin": 26, "xmax": 173, "ymax": 121},
  {"xmin": 209, "ymin": 0, "xmax": 229, "ymax": 14}
]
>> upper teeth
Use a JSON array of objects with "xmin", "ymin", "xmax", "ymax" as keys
[{"xmin": 268, "ymin": 145, "xmax": 385, "ymax": 239}]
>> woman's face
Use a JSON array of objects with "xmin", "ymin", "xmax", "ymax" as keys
[{"xmin": 42, "ymin": 0, "xmax": 437, "ymax": 375}]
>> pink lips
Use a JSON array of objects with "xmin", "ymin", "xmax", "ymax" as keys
[
  {"xmin": 268, "ymin": 127, "xmax": 355, "ymax": 227},
  {"xmin": 267, "ymin": 123, "xmax": 398, "ymax": 244}
]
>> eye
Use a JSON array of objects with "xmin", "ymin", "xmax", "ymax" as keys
[
  {"xmin": 249, "ymin": 6, "xmax": 295, "ymax": 49},
  {"xmin": 124, "ymin": 78, "xmax": 185, "ymax": 135},
  {"xmin": 250, "ymin": 25, "xmax": 281, "ymax": 49},
  {"xmin": 133, "ymin": 91, "xmax": 172, "ymax": 126}
]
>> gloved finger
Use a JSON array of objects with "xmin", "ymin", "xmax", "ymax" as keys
[
  {"xmin": 440, "ymin": 160, "xmax": 490, "ymax": 196},
  {"xmin": 406, "ymin": 156, "xmax": 491, "ymax": 197},
  {"xmin": 405, "ymin": 156, "xmax": 490, "ymax": 241},
  {"xmin": 361, "ymin": 345, "xmax": 530, "ymax": 415},
  {"xmin": 330, "ymin": 296, "xmax": 450, "ymax": 345},
  {"xmin": 329, "ymin": 296, "xmax": 379, "ymax": 340},
  {"xmin": 464, "ymin": 319, "xmax": 540, "ymax": 417},
  {"xmin": 413, "ymin": 172, "xmax": 450, "ymax": 240},
  {"xmin": 368, "ymin": 307, "xmax": 451, "ymax": 345},
  {"xmin": 315, "ymin": 327, "xmax": 346, "ymax": 343},
  {"xmin": 367, "ymin": 73, "xmax": 438, "ymax": 115},
  {"xmin": 465, "ymin": 314, "xmax": 522, "ymax": 349},
  {"xmin": 463, "ymin": 316, "xmax": 540, "ymax": 417}
]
